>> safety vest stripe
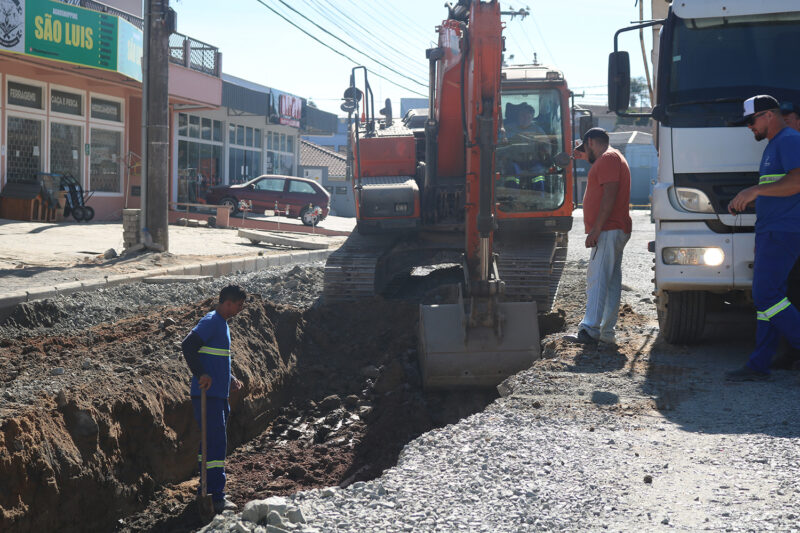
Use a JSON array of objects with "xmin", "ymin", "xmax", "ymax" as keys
[
  {"xmin": 533, "ymin": 176, "xmax": 545, "ymax": 183},
  {"xmin": 758, "ymin": 297, "xmax": 791, "ymax": 320},
  {"xmin": 759, "ymin": 173, "xmax": 785, "ymax": 185},
  {"xmin": 199, "ymin": 346, "xmax": 230, "ymax": 356}
]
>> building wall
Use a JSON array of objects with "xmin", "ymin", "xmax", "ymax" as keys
[{"xmin": 299, "ymin": 164, "xmax": 354, "ymax": 217}]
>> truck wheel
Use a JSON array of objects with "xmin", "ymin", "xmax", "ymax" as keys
[
  {"xmin": 658, "ymin": 290, "xmax": 707, "ymax": 344},
  {"xmin": 220, "ymin": 197, "xmax": 238, "ymax": 215}
]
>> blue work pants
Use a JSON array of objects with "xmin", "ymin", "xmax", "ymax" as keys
[
  {"xmin": 192, "ymin": 395, "xmax": 229, "ymax": 502},
  {"xmin": 746, "ymin": 231, "xmax": 800, "ymax": 373}
]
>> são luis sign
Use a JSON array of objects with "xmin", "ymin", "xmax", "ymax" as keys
[{"xmin": 0, "ymin": 0, "xmax": 142, "ymax": 82}]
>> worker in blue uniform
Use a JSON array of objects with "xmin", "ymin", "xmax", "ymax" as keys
[
  {"xmin": 726, "ymin": 95, "xmax": 800, "ymax": 380},
  {"xmin": 182, "ymin": 285, "xmax": 246, "ymax": 511}
]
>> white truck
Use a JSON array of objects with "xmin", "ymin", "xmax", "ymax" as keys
[{"xmin": 608, "ymin": 0, "xmax": 800, "ymax": 343}]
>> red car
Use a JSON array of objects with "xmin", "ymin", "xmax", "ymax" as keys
[{"xmin": 206, "ymin": 174, "xmax": 330, "ymax": 226}]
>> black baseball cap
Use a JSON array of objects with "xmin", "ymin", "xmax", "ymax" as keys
[
  {"xmin": 575, "ymin": 127, "xmax": 609, "ymax": 153},
  {"xmin": 780, "ymin": 101, "xmax": 800, "ymax": 116},
  {"xmin": 733, "ymin": 95, "xmax": 780, "ymax": 126}
]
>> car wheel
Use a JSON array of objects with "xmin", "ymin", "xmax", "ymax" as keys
[
  {"xmin": 220, "ymin": 197, "xmax": 238, "ymax": 215},
  {"xmin": 301, "ymin": 205, "xmax": 322, "ymax": 226}
]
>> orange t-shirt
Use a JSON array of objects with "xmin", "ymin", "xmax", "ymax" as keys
[{"xmin": 582, "ymin": 148, "xmax": 632, "ymax": 234}]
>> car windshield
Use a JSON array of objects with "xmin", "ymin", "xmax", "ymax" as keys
[
  {"xmin": 496, "ymin": 88, "xmax": 565, "ymax": 213},
  {"xmin": 663, "ymin": 13, "xmax": 800, "ymax": 127}
]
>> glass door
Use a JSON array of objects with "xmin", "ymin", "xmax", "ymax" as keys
[
  {"xmin": 7, "ymin": 116, "xmax": 42, "ymax": 183},
  {"xmin": 50, "ymin": 122, "xmax": 82, "ymax": 180}
]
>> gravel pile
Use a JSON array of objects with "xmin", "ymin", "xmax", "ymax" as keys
[{"xmin": 0, "ymin": 263, "xmax": 325, "ymax": 339}]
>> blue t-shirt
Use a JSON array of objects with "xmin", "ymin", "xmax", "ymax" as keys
[
  {"xmin": 756, "ymin": 127, "xmax": 800, "ymax": 233},
  {"xmin": 189, "ymin": 310, "xmax": 232, "ymax": 399}
]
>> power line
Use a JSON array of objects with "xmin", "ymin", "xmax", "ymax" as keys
[
  {"xmin": 308, "ymin": 0, "xmax": 428, "ymax": 82},
  {"xmin": 272, "ymin": 0, "xmax": 427, "ymax": 88},
  {"xmin": 529, "ymin": 14, "xmax": 558, "ymax": 68},
  {"xmin": 253, "ymin": 0, "xmax": 427, "ymax": 97}
]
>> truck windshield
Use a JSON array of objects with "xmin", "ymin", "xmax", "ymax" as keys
[
  {"xmin": 665, "ymin": 13, "xmax": 800, "ymax": 126},
  {"xmin": 496, "ymin": 89, "xmax": 565, "ymax": 213}
]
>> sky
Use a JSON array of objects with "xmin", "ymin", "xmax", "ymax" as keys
[{"xmin": 171, "ymin": 0, "xmax": 655, "ymax": 117}]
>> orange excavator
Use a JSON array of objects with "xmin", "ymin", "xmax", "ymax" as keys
[{"xmin": 325, "ymin": 0, "xmax": 573, "ymax": 388}]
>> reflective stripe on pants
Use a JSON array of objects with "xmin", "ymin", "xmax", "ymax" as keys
[
  {"xmin": 192, "ymin": 395, "xmax": 230, "ymax": 502},
  {"xmin": 746, "ymin": 231, "xmax": 800, "ymax": 373}
]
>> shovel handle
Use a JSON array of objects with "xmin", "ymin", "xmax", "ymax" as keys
[{"xmin": 200, "ymin": 389, "xmax": 208, "ymax": 498}]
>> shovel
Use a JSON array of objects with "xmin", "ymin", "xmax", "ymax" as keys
[{"xmin": 197, "ymin": 389, "xmax": 215, "ymax": 519}]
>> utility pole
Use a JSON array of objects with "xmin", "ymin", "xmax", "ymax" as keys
[{"xmin": 141, "ymin": 0, "xmax": 174, "ymax": 251}]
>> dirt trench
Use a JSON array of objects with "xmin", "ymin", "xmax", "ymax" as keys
[{"xmin": 1, "ymin": 292, "xmax": 510, "ymax": 533}]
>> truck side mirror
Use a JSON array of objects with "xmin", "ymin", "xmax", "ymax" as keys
[
  {"xmin": 608, "ymin": 51, "xmax": 631, "ymax": 113},
  {"xmin": 552, "ymin": 152, "xmax": 571, "ymax": 169}
]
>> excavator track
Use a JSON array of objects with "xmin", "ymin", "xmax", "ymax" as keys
[
  {"xmin": 496, "ymin": 232, "xmax": 568, "ymax": 312},
  {"xmin": 323, "ymin": 231, "xmax": 392, "ymax": 302}
]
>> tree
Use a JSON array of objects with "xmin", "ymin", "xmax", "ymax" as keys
[{"xmin": 629, "ymin": 76, "xmax": 649, "ymax": 109}]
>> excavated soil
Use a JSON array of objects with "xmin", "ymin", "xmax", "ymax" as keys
[{"xmin": 0, "ymin": 292, "xmax": 499, "ymax": 533}]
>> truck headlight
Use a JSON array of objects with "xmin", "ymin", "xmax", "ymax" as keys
[
  {"xmin": 675, "ymin": 187, "xmax": 715, "ymax": 213},
  {"xmin": 662, "ymin": 247, "xmax": 725, "ymax": 266}
]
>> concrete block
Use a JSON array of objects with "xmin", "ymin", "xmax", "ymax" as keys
[
  {"xmin": 80, "ymin": 279, "xmax": 107, "ymax": 291},
  {"xmin": 143, "ymin": 275, "xmax": 212, "ymax": 285},
  {"xmin": 54, "ymin": 281, "xmax": 85, "ymax": 296},
  {"xmin": 183, "ymin": 263, "xmax": 203, "ymax": 275},
  {"xmin": 255, "ymin": 256, "xmax": 268, "ymax": 270},
  {"xmin": 243, "ymin": 257, "xmax": 257, "ymax": 273},
  {"xmin": 278, "ymin": 253, "xmax": 294, "ymax": 266},
  {"xmin": 0, "ymin": 292, "xmax": 28, "ymax": 311},
  {"xmin": 262, "ymin": 255, "xmax": 278, "ymax": 268},
  {"xmin": 105, "ymin": 274, "xmax": 131, "ymax": 288},
  {"xmin": 200, "ymin": 263, "xmax": 218, "ymax": 276},
  {"xmin": 229, "ymin": 259, "xmax": 245, "ymax": 274},
  {"xmin": 164, "ymin": 265, "xmax": 185, "ymax": 276},
  {"xmin": 216, "ymin": 261, "xmax": 233, "ymax": 276},
  {"xmin": 26, "ymin": 287, "xmax": 58, "ymax": 301}
]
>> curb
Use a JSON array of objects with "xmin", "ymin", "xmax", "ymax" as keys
[{"xmin": 0, "ymin": 249, "xmax": 334, "ymax": 319}]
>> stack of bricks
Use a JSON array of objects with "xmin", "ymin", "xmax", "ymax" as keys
[{"xmin": 123, "ymin": 209, "xmax": 140, "ymax": 250}]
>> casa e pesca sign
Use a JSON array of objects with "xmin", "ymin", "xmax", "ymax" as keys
[{"xmin": 0, "ymin": 0, "xmax": 142, "ymax": 82}]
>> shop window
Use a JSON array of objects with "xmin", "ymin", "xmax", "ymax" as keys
[
  {"xmin": 178, "ymin": 113, "xmax": 188, "ymax": 137},
  {"xmin": 254, "ymin": 129, "xmax": 262, "ymax": 148},
  {"xmin": 189, "ymin": 115, "xmax": 200, "ymax": 138},
  {"xmin": 50, "ymin": 123, "xmax": 82, "ymax": 179},
  {"xmin": 246, "ymin": 127, "xmax": 253, "ymax": 147},
  {"xmin": 90, "ymin": 128, "xmax": 122, "ymax": 193},
  {"xmin": 202, "ymin": 118, "xmax": 212, "ymax": 141},
  {"xmin": 266, "ymin": 131, "xmax": 273, "ymax": 150},
  {"xmin": 229, "ymin": 124, "xmax": 235, "ymax": 144},
  {"xmin": 51, "ymin": 90, "xmax": 82, "ymax": 116},
  {"xmin": 236, "ymin": 125, "xmax": 245, "ymax": 146},
  {"xmin": 280, "ymin": 133, "xmax": 286, "ymax": 152},
  {"xmin": 7, "ymin": 116, "xmax": 42, "ymax": 183},
  {"xmin": 90, "ymin": 97, "xmax": 121, "ymax": 122},
  {"xmin": 287, "ymin": 135, "xmax": 294, "ymax": 153},
  {"xmin": 213, "ymin": 120, "xmax": 222, "ymax": 142},
  {"xmin": 8, "ymin": 81, "xmax": 43, "ymax": 110}
]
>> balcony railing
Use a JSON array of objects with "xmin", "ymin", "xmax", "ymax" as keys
[
  {"xmin": 56, "ymin": 0, "xmax": 221, "ymax": 78},
  {"xmin": 169, "ymin": 33, "xmax": 221, "ymax": 77}
]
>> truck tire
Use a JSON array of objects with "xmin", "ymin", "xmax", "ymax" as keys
[{"xmin": 658, "ymin": 290, "xmax": 707, "ymax": 344}]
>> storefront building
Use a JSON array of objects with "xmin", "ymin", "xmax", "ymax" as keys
[
  {"xmin": 173, "ymin": 74, "xmax": 337, "ymax": 205},
  {"xmin": 0, "ymin": 0, "xmax": 221, "ymax": 221}
]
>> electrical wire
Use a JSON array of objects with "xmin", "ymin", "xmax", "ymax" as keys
[
  {"xmin": 307, "ymin": 0, "xmax": 428, "ymax": 82},
  {"xmin": 253, "ymin": 0, "xmax": 427, "ymax": 97},
  {"xmin": 272, "ymin": 0, "xmax": 427, "ymax": 88}
]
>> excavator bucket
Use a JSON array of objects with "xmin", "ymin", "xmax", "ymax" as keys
[{"xmin": 419, "ymin": 300, "xmax": 540, "ymax": 389}]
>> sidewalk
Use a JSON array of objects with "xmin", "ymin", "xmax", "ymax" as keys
[{"xmin": 0, "ymin": 217, "xmax": 352, "ymax": 317}]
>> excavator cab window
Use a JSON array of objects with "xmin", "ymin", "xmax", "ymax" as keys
[{"xmin": 496, "ymin": 89, "xmax": 566, "ymax": 213}]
